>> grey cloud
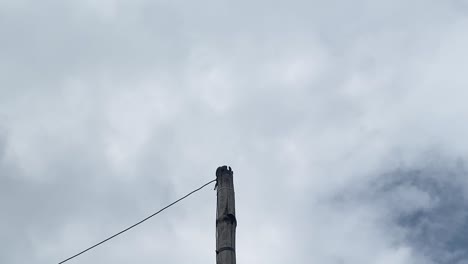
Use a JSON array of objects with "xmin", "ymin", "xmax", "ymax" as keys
[
  {"xmin": 331, "ymin": 156, "xmax": 468, "ymax": 264},
  {"xmin": 2, "ymin": 1, "xmax": 468, "ymax": 264},
  {"xmin": 389, "ymin": 165, "xmax": 468, "ymax": 264}
]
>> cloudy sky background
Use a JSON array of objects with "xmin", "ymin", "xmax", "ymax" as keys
[{"xmin": 2, "ymin": 0, "xmax": 468, "ymax": 263}]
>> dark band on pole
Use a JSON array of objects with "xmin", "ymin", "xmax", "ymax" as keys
[{"xmin": 216, "ymin": 246, "xmax": 236, "ymax": 254}]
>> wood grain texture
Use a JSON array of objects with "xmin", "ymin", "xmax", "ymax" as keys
[{"xmin": 216, "ymin": 166, "xmax": 236, "ymax": 264}]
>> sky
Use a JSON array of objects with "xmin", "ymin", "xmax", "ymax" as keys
[{"xmin": 1, "ymin": 0, "xmax": 468, "ymax": 263}]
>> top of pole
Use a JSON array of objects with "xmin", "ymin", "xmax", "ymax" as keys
[
  {"xmin": 215, "ymin": 166, "xmax": 233, "ymax": 191},
  {"xmin": 216, "ymin": 165, "xmax": 233, "ymax": 178}
]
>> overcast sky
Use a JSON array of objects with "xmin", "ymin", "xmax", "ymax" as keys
[{"xmin": 2, "ymin": 0, "xmax": 468, "ymax": 263}]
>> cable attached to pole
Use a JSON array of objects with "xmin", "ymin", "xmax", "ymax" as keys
[{"xmin": 58, "ymin": 179, "xmax": 217, "ymax": 264}]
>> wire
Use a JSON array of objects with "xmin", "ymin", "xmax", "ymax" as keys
[{"xmin": 58, "ymin": 179, "xmax": 217, "ymax": 264}]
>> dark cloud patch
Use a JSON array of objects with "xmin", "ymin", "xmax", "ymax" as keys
[
  {"xmin": 326, "ymin": 155, "xmax": 468, "ymax": 264},
  {"xmin": 366, "ymin": 159, "xmax": 468, "ymax": 264}
]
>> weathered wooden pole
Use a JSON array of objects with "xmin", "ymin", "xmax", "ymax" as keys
[{"xmin": 216, "ymin": 165, "xmax": 237, "ymax": 264}]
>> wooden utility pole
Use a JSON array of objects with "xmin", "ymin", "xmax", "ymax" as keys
[{"xmin": 215, "ymin": 166, "xmax": 237, "ymax": 264}]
